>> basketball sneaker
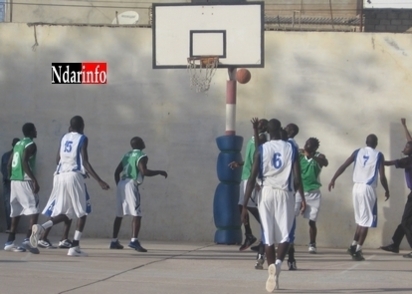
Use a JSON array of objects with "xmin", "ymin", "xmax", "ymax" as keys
[
  {"xmin": 380, "ymin": 244, "xmax": 399, "ymax": 253},
  {"xmin": 347, "ymin": 245, "xmax": 356, "ymax": 256},
  {"xmin": 255, "ymin": 254, "xmax": 265, "ymax": 270},
  {"xmin": 38, "ymin": 239, "xmax": 56, "ymax": 249},
  {"xmin": 67, "ymin": 246, "xmax": 88, "ymax": 257},
  {"xmin": 287, "ymin": 260, "xmax": 297, "ymax": 271},
  {"xmin": 4, "ymin": 241, "xmax": 15, "ymax": 251},
  {"xmin": 239, "ymin": 234, "xmax": 257, "ymax": 251},
  {"xmin": 58, "ymin": 239, "xmax": 73, "ymax": 248},
  {"xmin": 266, "ymin": 264, "xmax": 276, "ymax": 293},
  {"xmin": 22, "ymin": 238, "xmax": 40, "ymax": 254},
  {"xmin": 30, "ymin": 224, "xmax": 44, "ymax": 248},
  {"xmin": 308, "ymin": 243, "xmax": 317, "ymax": 254},
  {"xmin": 352, "ymin": 250, "xmax": 365, "ymax": 261},
  {"xmin": 110, "ymin": 240, "xmax": 124, "ymax": 249},
  {"xmin": 128, "ymin": 240, "xmax": 147, "ymax": 252}
]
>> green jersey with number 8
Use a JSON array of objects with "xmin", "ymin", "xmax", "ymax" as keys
[{"xmin": 10, "ymin": 138, "xmax": 36, "ymax": 181}]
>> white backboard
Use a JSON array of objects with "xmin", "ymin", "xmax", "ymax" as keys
[
  {"xmin": 152, "ymin": 2, "xmax": 264, "ymax": 69},
  {"xmin": 364, "ymin": 0, "xmax": 412, "ymax": 9}
]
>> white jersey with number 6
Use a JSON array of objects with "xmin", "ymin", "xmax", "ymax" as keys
[
  {"xmin": 352, "ymin": 147, "xmax": 382, "ymax": 188},
  {"xmin": 259, "ymin": 140, "xmax": 296, "ymax": 191},
  {"xmin": 56, "ymin": 132, "xmax": 86, "ymax": 174}
]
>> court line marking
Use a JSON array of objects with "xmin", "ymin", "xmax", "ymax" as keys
[{"xmin": 340, "ymin": 254, "xmax": 375, "ymax": 275}]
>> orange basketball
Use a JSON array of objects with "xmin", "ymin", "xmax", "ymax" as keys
[{"xmin": 236, "ymin": 68, "xmax": 251, "ymax": 84}]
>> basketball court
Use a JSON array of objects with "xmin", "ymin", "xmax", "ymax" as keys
[{"xmin": 0, "ymin": 233, "xmax": 411, "ymax": 294}]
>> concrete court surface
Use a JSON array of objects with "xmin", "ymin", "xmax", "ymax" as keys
[{"xmin": 0, "ymin": 233, "xmax": 411, "ymax": 294}]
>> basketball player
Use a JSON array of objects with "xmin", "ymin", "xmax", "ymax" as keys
[
  {"xmin": 110, "ymin": 137, "xmax": 167, "ymax": 252},
  {"xmin": 380, "ymin": 118, "xmax": 412, "ymax": 257},
  {"xmin": 30, "ymin": 116, "xmax": 110, "ymax": 256},
  {"xmin": 39, "ymin": 127, "xmax": 92, "ymax": 249},
  {"xmin": 242, "ymin": 119, "xmax": 305, "ymax": 292},
  {"xmin": 328, "ymin": 134, "xmax": 389, "ymax": 261},
  {"xmin": 229, "ymin": 119, "xmax": 268, "ymax": 251},
  {"xmin": 295, "ymin": 138, "xmax": 328, "ymax": 254},
  {"xmin": 4, "ymin": 123, "xmax": 40, "ymax": 254},
  {"xmin": 250, "ymin": 118, "xmax": 267, "ymax": 270},
  {"xmin": 284, "ymin": 123, "xmax": 300, "ymax": 270}
]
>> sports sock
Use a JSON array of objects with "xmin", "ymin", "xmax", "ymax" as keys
[
  {"xmin": 131, "ymin": 238, "xmax": 138, "ymax": 242},
  {"xmin": 112, "ymin": 238, "xmax": 118, "ymax": 242},
  {"xmin": 42, "ymin": 220, "xmax": 53, "ymax": 229},
  {"xmin": 275, "ymin": 259, "xmax": 282, "ymax": 266},
  {"xmin": 72, "ymin": 230, "xmax": 82, "ymax": 247},
  {"xmin": 356, "ymin": 244, "xmax": 362, "ymax": 252},
  {"xmin": 351, "ymin": 240, "xmax": 358, "ymax": 246}
]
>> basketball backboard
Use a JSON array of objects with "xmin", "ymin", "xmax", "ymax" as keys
[{"xmin": 152, "ymin": 2, "xmax": 264, "ymax": 69}]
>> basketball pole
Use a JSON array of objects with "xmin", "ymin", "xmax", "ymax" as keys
[
  {"xmin": 225, "ymin": 67, "xmax": 237, "ymax": 135},
  {"xmin": 213, "ymin": 67, "xmax": 243, "ymax": 245}
]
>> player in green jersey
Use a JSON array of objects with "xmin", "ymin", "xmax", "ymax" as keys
[
  {"xmin": 295, "ymin": 138, "xmax": 328, "ymax": 254},
  {"xmin": 4, "ymin": 123, "xmax": 40, "ymax": 254},
  {"xmin": 110, "ymin": 137, "xmax": 167, "ymax": 252}
]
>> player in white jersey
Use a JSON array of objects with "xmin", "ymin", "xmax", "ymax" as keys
[
  {"xmin": 242, "ymin": 119, "xmax": 306, "ymax": 292},
  {"xmin": 30, "ymin": 116, "xmax": 110, "ymax": 257},
  {"xmin": 328, "ymin": 134, "xmax": 389, "ymax": 261}
]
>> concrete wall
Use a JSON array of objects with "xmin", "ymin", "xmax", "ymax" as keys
[{"xmin": 1, "ymin": 23, "xmax": 412, "ymax": 249}]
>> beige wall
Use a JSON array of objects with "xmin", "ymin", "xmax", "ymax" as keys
[{"xmin": 1, "ymin": 23, "xmax": 411, "ymax": 249}]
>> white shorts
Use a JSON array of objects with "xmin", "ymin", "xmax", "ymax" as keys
[
  {"xmin": 10, "ymin": 181, "xmax": 39, "ymax": 217},
  {"xmin": 352, "ymin": 183, "xmax": 377, "ymax": 227},
  {"xmin": 42, "ymin": 174, "xmax": 91, "ymax": 218},
  {"xmin": 295, "ymin": 190, "xmax": 322, "ymax": 221},
  {"xmin": 258, "ymin": 186, "xmax": 295, "ymax": 245},
  {"xmin": 49, "ymin": 172, "xmax": 88, "ymax": 220},
  {"xmin": 238, "ymin": 180, "xmax": 260, "ymax": 207},
  {"xmin": 116, "ymin": 178, "xmax": 142, "ymax": 217}
]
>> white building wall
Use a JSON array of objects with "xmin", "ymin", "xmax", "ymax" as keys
[{"xmin": 0, "ymin": 23, "xmax": 411, "ymax": 249}]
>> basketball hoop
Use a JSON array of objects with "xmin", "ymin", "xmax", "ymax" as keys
[{"xmin": 187, "ymin": 56, "xmax": 219, "ymax": 93}]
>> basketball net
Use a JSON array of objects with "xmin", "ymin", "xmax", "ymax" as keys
[{"xmin": 187, "ymin": 56, "xmax": 219, "ymax": 93}]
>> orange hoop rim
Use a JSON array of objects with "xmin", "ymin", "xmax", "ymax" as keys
[{"xmin": 187, "ymin": 56, "xmax": 219, "ymax": 67}]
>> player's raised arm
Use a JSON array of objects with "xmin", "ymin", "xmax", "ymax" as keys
[
  {"xmin": 328, "ymin": 151, "xmax": 357, "ymax": 191},
  {"xmin": 401, "ymin": 118, "xmax": 412, "ymax": 142}
]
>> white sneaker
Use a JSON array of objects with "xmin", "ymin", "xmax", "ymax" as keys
[
  {"xmin": 266, "ymin": 264, "xmax": 276, "ymax": 292},
  {"xmin": 67, "ymin": 246, "xmax": 88, "ymax": 257},
  {"xmin": 30, "ymin": 224, "xmax": 44, "ymax": 248},
  {"xmin": 22, "ymin": 239, "xmax": 40, "ymax": 254},
  {"xmin": 4, "ymin": 241, "xmax": 15, "ymax": 251},
  {"xmin": 308, "ymin": 244, "xmax": 317, "ymax": 254}
]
